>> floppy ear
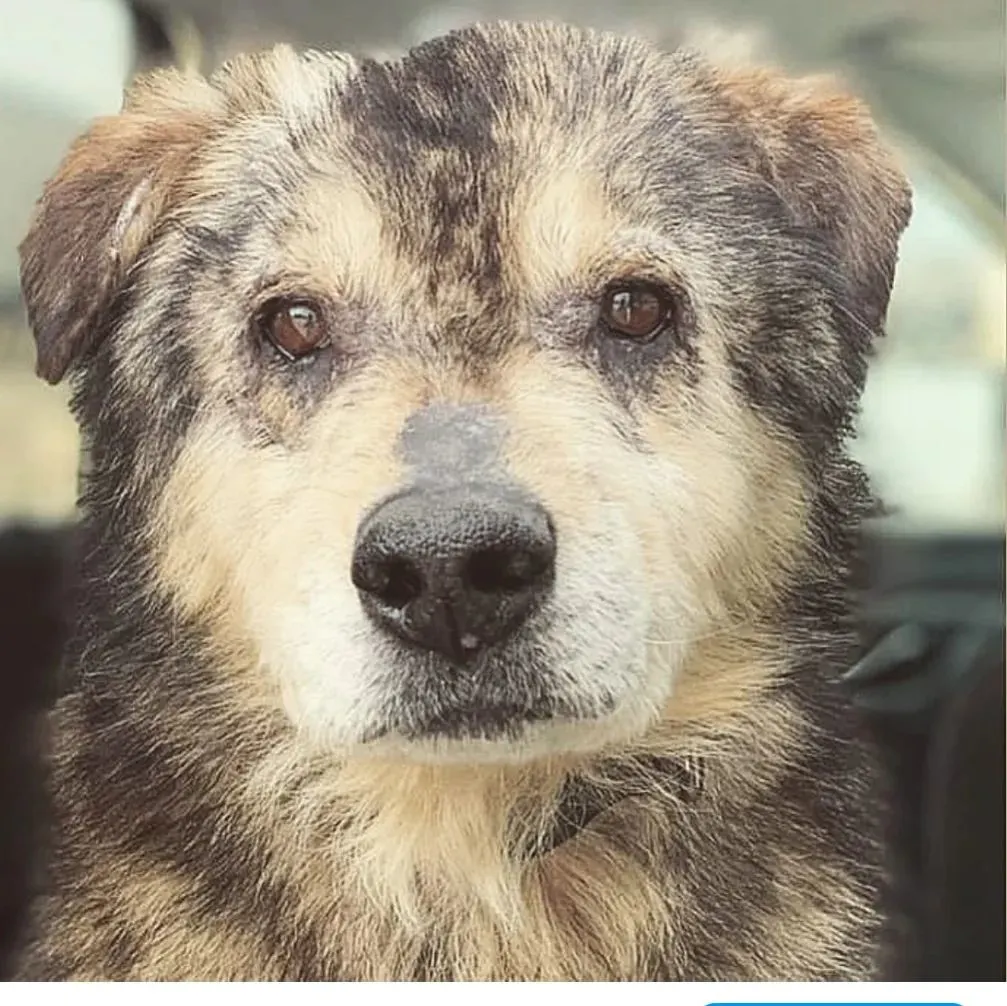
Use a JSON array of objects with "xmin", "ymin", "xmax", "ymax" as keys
[
  {"xmin": 716, "ymin": 65, "xmax": 913, "ymax": 339},
  {"xmin": 18, "ymin": 68, "xmax": 223, "ymax": 384}
]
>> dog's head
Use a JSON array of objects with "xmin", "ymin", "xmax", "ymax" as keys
[{"xmin": 21, "ymin": 22, "xmax": 910, "ymax": 763}]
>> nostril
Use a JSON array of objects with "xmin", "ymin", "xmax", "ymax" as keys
[
  {"xmin": 352, "ymin": 555, "xmax": 424, "ymax": 609},
  {"xmin": 466, "ymin": 542, "xmax": 554, "ymax": 595}
]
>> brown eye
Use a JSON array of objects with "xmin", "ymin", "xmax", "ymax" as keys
[
  {"xmin": 262, "ymin": 300, "xmax": 327, "ymax": 360},
  {"xmin": 600, "ymin": 283, "xmax": 673, "ymax": 341}
]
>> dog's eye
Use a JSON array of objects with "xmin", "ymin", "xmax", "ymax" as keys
[
  {"xmin": 262, "ymin": 300, "xmax": 328, "ymax": 360},
  {"xmin": 599, "ymin": 283, "xmax": 674, "ymax": 341}
]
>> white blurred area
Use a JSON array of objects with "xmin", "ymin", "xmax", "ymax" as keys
[
  {"xmin": 0, "ymin": 0, "xmax": 135, "ymax": 300},
  {"xmin": 855, "ymin": 162, "xmax": 1005, "ymax": 534},
  {"xmin": 0, "ymin": 0, "xmax": 1003, "ymax": 534},
  {"xmin": 0, "ymin": 0, "xmax": 135, "ymax": 520}
]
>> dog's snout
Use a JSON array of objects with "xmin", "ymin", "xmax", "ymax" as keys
[{"xmin": 351, "ymin": 486, "xmax": 556, "ymax": 664}]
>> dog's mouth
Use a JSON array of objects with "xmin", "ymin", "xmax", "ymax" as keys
[
  {"xmin": 362, "ymin": 699, "xmax": 560, "ymax": 744},
  {"xmin": 363, "ymin": 689, "xmax": 616, "ymax": 745}
]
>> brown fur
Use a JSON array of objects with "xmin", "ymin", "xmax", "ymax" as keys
[{"xmin": 13, "ymin": 21, "xmax": 910, "ymax": 980}]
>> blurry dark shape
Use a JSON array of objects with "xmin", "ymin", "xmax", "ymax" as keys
[
  {"xmin": 130, "ymin": 1, "xmax": 177, "ymax": 67},
  {"xmin": 128, "ymin": 0, "xmax": 205, "ymax": 73},
  {"xmin": 851, "ymin": 530, "xmax": 1006, "ymax": 981},
  {"xmin": 0, "ymin": 524, "xmax": 71, "ymax": 978},
  {"xmin": 923, "ymin": 630, "xmax": 1005, "ymax": 980}
]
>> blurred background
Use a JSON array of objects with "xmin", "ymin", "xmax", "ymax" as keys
[{"xmin": 0, "ymin": 0, "xmax": 1003, "ymax": 982}]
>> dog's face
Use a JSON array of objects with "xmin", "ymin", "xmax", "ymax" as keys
[{"xmin": 20, "ymin": 23, "xmax": 910, "ymax": 763}]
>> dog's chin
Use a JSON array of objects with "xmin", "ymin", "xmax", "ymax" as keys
[
  {"xmin": 332, "ymin": 637, "xmax": 649, "ymax": 765},
  {"xmin": 338, "ymin": 687, "xmax": 664, "ymax": 767}
]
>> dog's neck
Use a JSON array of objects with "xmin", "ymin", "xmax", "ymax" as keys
[
  {"xmin": 217, "ymin": 672, "xmax": 801, "ymax": 979},
  {"xmin": 536, "ymin": 754, "xmax": 705, "ymax": 854}
]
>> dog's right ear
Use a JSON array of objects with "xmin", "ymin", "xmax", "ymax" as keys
[{"xmin": 19, "ymin": 69, "xmax": 223, "ymax": 384}]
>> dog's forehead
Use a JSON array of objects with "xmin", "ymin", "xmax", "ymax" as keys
[
  {"xmin": 325, "ymin": 32, "xmax": 653, "ymax": 272},
  {"xmin": 194, "ymin": 25, "xmax": 764, "ymax": 312},
  {"xmin": 335, "ymin": 23, "xmax": 665, "ymax": 151}
]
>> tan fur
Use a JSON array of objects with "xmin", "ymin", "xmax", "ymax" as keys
[
  {"xmin": 514, "ymin": 167, "xmax": 620, "ymax": 297},
  {"xmin": 283, "ymin": 177, "xmax": 407, "ymax": 307}
]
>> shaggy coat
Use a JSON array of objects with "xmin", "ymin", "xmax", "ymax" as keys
[{"xmin": 12, "ymin": 20, "xmax": 910, "ymax": 980}]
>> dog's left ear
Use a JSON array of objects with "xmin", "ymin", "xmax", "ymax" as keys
[
  {"xmin": 19, "ymin": 69, "xmax": 223, "ymax": 384},
  {"xmin": 715, "ymin": 65, "xmax": 913, "ymax": 339}
]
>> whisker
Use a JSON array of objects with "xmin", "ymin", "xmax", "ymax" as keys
[
  {"xmin": 645, "ymin": 617, "xmax": 757, "ymax": 647},
  {"xmin": 831, "ymin": 299, "xmax": 877, "ymax": 344}
]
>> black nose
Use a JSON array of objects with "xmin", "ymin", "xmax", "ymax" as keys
[{"xmin": 351, "ymin": 486, "xmax": 557, "ymax": 664}]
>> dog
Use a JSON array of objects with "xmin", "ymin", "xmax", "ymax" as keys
[{"xmin": 10, "ymin": 20, "xmax": 911, "ymax": 980}]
